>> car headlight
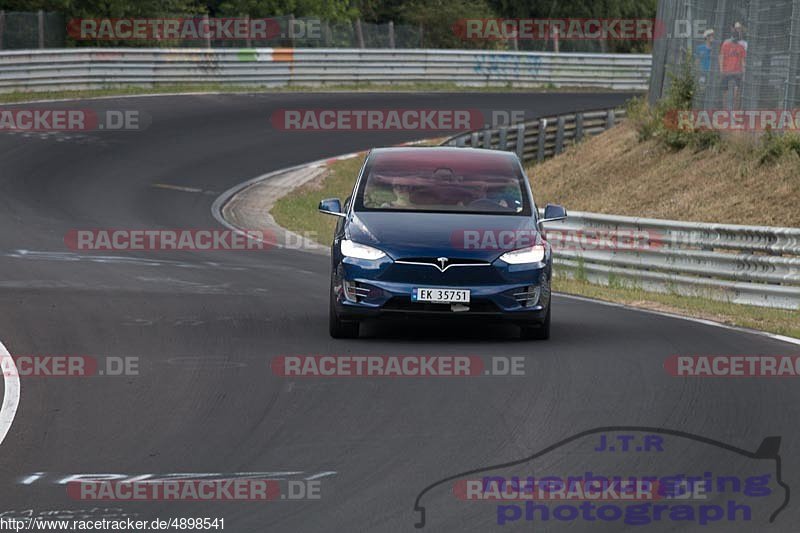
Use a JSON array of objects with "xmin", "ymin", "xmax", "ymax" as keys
[
  {"xmin": 341, "ymin": 239, "xmax": 387, "ymax": 261},
  {"xmin": 499, "ymin": 245, "xmax": 546, "ymax": 264}
]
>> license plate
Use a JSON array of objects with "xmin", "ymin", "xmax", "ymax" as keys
[{"xmin": 412, "ymin": 288, "xmax": 471, "ymax": 304}]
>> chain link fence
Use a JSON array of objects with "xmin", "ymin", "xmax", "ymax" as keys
[
  {"xmin": 649, "ymin": 0, "xmax": 800, "ymax": 111},
  {"xmin": 0, "ymin": 12, "xmax": 424, "ymax": 50},
  {"xmin": 2, "ymin": 11, "xmax": 648, "ymax": 53},
  {"xmin": 0, "ymin": 12, "xmax": 425, "ymax": 50},
  {"xmin": 0, "ymin": 11, "xmax": 65, "ymax": 50},
  {"xmin": 187, "ymin": 17, "xmax": 425, "ymax": 49}
]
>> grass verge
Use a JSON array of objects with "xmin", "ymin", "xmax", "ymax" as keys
[
  {"xmin": 527, "ymin": 121, "xmax": 800, "ymax": 227},
  {"xmin": 554, "ymin": 275, "xmax": 800, "ymax": 339},
  {"xmin": 0, "ymin": 84, "xmax": 261, "ymax": 103},
  {"xmin": 271, "ymin": 155, "xmax": 365, "ymax": 245},
  {"xmin": 528, "ymin": 57, "xmax": 800, "ymax": 226},
  {"xmin": 270, "ymin": 153, "xmax": 800, "ymax": 340}
]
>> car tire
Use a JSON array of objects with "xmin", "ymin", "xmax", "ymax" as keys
[
  {"xmin": 329, "ymin": 287, "xmax": 360, "ymax": 339},
  {"xmin": 520, "ymin": 305, "xmax": 550, "ymax": 340}
]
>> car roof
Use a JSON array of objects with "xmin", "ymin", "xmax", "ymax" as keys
[
  {"xmin": 368, "ymin": 147, "xmax": 521, "ymax": 169},
  {"xmin": 365, "ymin": 147, "xmax": 523, "ymax": 176},
  {"xmin": 370, "ymin": 146, "xmax": 517, "ymax": 160}
]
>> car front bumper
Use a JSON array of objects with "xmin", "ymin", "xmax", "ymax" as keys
[{"xmin": 332, "ymin": 257, "xmax": 551, "ymax": 323}]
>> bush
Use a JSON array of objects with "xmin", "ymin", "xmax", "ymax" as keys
[
  {"xmin": 630, "ymin": 52, "xmax": 720, "ymax": 151},
  {"xmin": 626, "ymin": 96, "xmax": 659, "ymax": 142},
  {"xmin": 758, "ymin": 129, "xmax": 800, "ymax": 165}
]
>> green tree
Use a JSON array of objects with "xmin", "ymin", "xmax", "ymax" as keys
[
  {"xmin": 213, "ymin": 0, "xmax": 356, "ymax": 21},
  {"xmin": 401, "ymin": 0, "xmax": 499, "ymax": 49},
  {"xmin": 0, "ymin": 0, "xmax": 205, "ymax": 16},
  {"xmin": 487, "ymin": 0, "xmax": 657, "ymax": 52}
]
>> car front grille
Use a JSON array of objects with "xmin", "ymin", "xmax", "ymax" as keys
[
  {"xmin": 380, "ymin": 258, "xmax": 503, "ymax": 285},
  {"xmin": 394, "ymin": 257, "xmax": 492, "ymax": 271}
]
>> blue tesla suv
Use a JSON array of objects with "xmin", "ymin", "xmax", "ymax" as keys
[{"xmin": 319, "ymin": 147, "xmax": 566, "ymax": 340}]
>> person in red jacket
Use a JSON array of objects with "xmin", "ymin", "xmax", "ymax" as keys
[{"xmin": 719, "ymin": 22, "xmax": 747, "ymax": 110}]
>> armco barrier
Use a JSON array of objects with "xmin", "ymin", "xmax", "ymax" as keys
[
  {"xmin": 445, "ymin": 111, "xmax": 800, "ymax": 310},
  {"xmin": 541, "ymin": 211, "xmax": 800, "ymax": 310},
  {"xmin": 0, "ymin": 48, "xmax": 652, "ymax": 93},
  {"xmin": 443, "ymin": 108, "xmax": 624, "ymax": 162}
]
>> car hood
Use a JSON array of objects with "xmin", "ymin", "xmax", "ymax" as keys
[{"xmin": 347, "ymin": 211, "xmax": 541, "ymax": 261}]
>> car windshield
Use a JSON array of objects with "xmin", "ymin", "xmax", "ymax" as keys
[{"xmin": 355, "ymin": 150, "xmax": 531, "ymax": 215}]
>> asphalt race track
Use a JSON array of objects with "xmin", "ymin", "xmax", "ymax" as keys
[{"xmin": 0, "ymin": 91, "xmax": 798, "ymax": 532}]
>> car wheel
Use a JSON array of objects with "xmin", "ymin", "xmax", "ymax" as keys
[
  {"xmin": 520, "ymin": 305, "xmax": 550, "ymax": 340},
  {"xmin": 329, "ymin": 286, "xmax": 360, "ymax": 339}
]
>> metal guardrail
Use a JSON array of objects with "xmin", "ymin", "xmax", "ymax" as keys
[
  {"xmin": 444, "ymin": 110, "xmax": 800, "ymax": 310},
  {"xmin": 0, "ymin": 48, "xmax": 652, "ymax": 93},
  {"xmin": 542, "ymin": 211, "xmax": 800, "ymax": 310},
  {"xmin": 443, "ymin": 108, "xmax": 624, "ymax": 162}
]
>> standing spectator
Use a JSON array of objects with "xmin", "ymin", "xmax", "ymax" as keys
[
  {"xmin": 719, "ymin": 22, "xmax": 747, "ymax": 110},
  {"xmin": 695, "ymin": 28, "xmax": 715, "ymax": 96}
]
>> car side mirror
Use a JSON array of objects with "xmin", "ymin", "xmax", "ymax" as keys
[
  {"xmin": 319, "ymin": 198, "xmax": 346, "ymax": 218},
  {"xmin": 540, "ymin": 204, "xmax": 567, "ymax": 224}
]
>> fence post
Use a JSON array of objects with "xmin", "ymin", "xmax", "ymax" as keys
[
  {"xmin": 742, "ymin": 0, "xmax": 759, "ymax": 112},
  {"xmin": 648, "ymin": 0, "xmax": 669, "ymax": 105},
  {"xmin": 245, "ymin": 15, "xmax": 252, "ymax": 48},
  {"xmin": 685, "ymin": 0, "xmax": 693, "ymax": 56},
  {"xmin": 203, "ymin": 14, "xmax": 211, "ymax": 48},
  {"xmin": 483, "ymin": 129, "xmax": 492, "ymax": 149},
  {"xmin": 537, "ymin": 119, "xmax": 548, "ymax": 162},
  {"xmin": 515, "ymin": 124, "xmax": 526, "ymax": 159},
  {"xmin": 575, "ymin": 113, "xmax": 584, "ymax": 142},
  {"xmin": 606, "ymin": 109, "xmax": 615, "ymax": 129},
  {"xmin": 0, "ymin": 11, "xmax": 5, "ymax": 50},
  {"xmin": 555, "ymin": 116, "xmax": 565, "ymax": 154},
  {"xmin": 38, "ymin": 10, "xmax": 45, "ymax": 48},
  {"xmin": 470, "ymin": 131, "xmax": 479, "ymax": 147},
  {"xmin": 784, "ymin": 1, "xmax": 800, "ymax": 110},
  {"xmin": 323, "ymin": 21, "xmax": 331, "ymax": 46},
  {"xmin": 289, "ymin": 14, "xmax": 296, "ymax": 47},
  {"xmin": 498, "ymin": 127, "xmax": 507, "ymax": 150},
  {"xmin": 355, "ymin": 19, "xmax": 365, "ymax": 48},
  {"xmin": 388, "ymin": 21, "xmax": 395, "ymax": 48}
]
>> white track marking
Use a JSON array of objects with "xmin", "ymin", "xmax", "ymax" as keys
[
  {"xmin": 151, "ymin": 183, "xmax": 206, "ymax": 193},
  {"xmin": 0, "ymin": 338, "xmax": 20, "ymax": 446},
  {"xmin": 7, "ymin": 90, "xmax": 453, "ymax": 106},
  {"xmin": 4, "ymin": 91, "xmax": 249, "ymax": 106}
]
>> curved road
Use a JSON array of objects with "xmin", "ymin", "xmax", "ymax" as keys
[{"xmin": 0, "ymin": 91, "xmax": 798, "ymax": 532}]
